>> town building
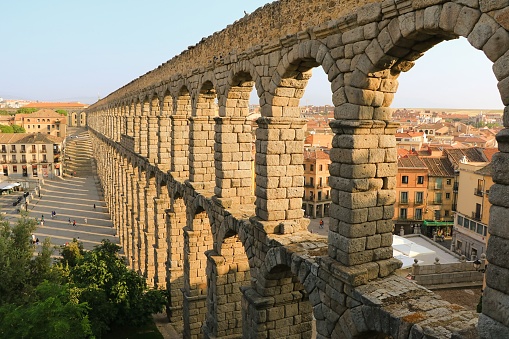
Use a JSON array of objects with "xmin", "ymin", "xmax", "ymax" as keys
[
  {"xmin": 22, "ymin": 102, "xmax": 88, "ymax": 127},
  {"xmin": 302, "ymin": 149, "xmax": 331, "ymax": 219},
  {"xmin": 420, "ymin": 157, "xmax": 456, "ymax": 238},
  {"xmin": 393, "ymin": 155, "xmax": 429, "ymax": 234},
  {"xmin": 0, "ymin": 133, "xmax": 64, "ymax": 182},
  {"xmin": 14, "ymin": 109, "xmax": 67, "ymax": 137},
  {"xmin": 452, "ymin": 161, "xmax": 494, "ymax": 260}
]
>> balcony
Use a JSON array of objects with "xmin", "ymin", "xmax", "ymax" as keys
[
  {"xmin": 30, "ymin": 150, "xmax": 37, "ymax": 153},
  {"xmin": 41, "ymin": 149, "xmax": 47, "ymax": 153},
  {"xmin": 453, "ymin": 182, "xmax": 459, "ymax": 192},
  {"xmin": 474, "ymin": 188, "xmax": 484, "ymax": 197},
  {"xmin": 20, "ymin": 149, "xmax": 26, "ymax": 153},
  {"xmin": 0, "ymin": 149, "xmax": 6, "ymax": 153},
  {"xmin": 10, "ymin": 159, "xmax": 17, "ymax": 163},
  {"xmin": 471, "ymin": 212, "xmax": 482, "ymax": 221},
  {"xmin": 434, "ymin": 184, "xmax": 443, "ymax": 190},
  {"xmin": 414, "ymin": 200, "xmax": 424, "ymax": 206}
]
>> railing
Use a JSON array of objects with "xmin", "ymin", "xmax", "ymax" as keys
[
  {"xmin": 20, "ymin": 149, "xmax": 26, "ymax": 153},
  {"xmin": 474, "ymin": 188, "xmax": 484, "ymax": 197},
  {"xmin": 0, "ymin": 150, "xmax": 6, "ymax": 153},
  {"xmin": 10, "ymin": 159, "xmax": 17, "ymax": 163},
  {"xmin": 471, "ymin": 212, "xmax": 481, "ymax": 221},
  {"xmin": 453, "ymin": 182, "xmax": 459, "ymax": 192}
]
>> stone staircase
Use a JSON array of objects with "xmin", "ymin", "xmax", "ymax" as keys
[{"xmin": 64, "ymin": 129, "xmax": 94, "ymax": 177}]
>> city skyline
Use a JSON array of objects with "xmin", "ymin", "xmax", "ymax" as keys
[{"xmin": 0, "ymin": 0, "xmax": 504, "ymax": 110}]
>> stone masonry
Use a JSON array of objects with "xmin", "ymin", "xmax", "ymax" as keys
[{"xmin": 86, "ymin": 0, "xmax": 509, "ymax": 338}]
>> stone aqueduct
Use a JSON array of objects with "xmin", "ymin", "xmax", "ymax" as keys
[{"xmin": 85, "ymin": 0, "xmax": 509, "ymax": 338}]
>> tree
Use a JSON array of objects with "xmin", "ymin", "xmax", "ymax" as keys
[
  {"xmin": 16, "ymin": 107, "xmax": 38, "ymax": 114},
  {"xmin": 56, "ymin": 109, "xmax": 68, "ymax": 116},
  {"xmin": 0, "ymin": 282, "xmax": 93, "ymax": 339},
  {"xmin": 66, "ymin": 240, "xmax": 167, "ymax": 336},
  {"xmin": 11, "ymin": 124, "xmax": 25, "ymax": 133},
  {"xmin": 0, "ymin": 125, "xmax": 14, "ymax": 133}
]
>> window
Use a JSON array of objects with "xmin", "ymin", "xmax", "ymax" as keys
[
  {"xmin": 310, "ymin": 177, "xmax": 314, "ymax": 186},
  {"xmin": 415, "ymin": 191, "xmax": 424, "ymax": 204},
  {"xmin": 310, "ymin": 164, "xmax": 314, "ymax": 171},
  {"xmin": 400, "ymin": 192, "xmax": 408, "ymax": 204},
  {"xmin": 37, "ymin": 125, "xmax": 40, "ymax": 128},
  {"xmin": 446, "ymin": 179, "xmax": 452, "ymax": 185},
  {"xmin": 458, "ymin": 215, "xmax": 464, "ymax": 225},
  {"xmin": 446, "ymin": 193, "xmax": 450, "ymax": 199},
  {"xmin": 476, "ymin": 223, "xmax": 484, "ymax": 235},
  {"xmin": 32, "ymin": 165, "xmax": 38, "ymax": 177},
  {"xmin": 417, "ymin": 176, "xmax": 424, "ymax": 184},
  {"xmin": 415, "ymin": 208, "xmax": 422, "ymax": 220},
  {"xmin": 11, "ymin": 145, "xmax": 16, "ymax": 152},
  {"xmin": 435, "ymin": 192, "xmax": 442, "ymax": 204},
  {"xmin": 3, "ymin": 166, "xmax": 7, "ymax": 176},
  {"xmin": 47, "ymin": 125, "xmax": 51, "ymax": 131},
  {"xmin": 319, "ymin": 165, "xmax": 323, "ymax": 171},
  {"xmin": 445, "ymin": 210, "xmax": 450, "ymax": 217},
  {"xmin": 303, "ymin": 164, "xmax": 306, "ymax": 171},
  {"xmin": 401, "ymin": 176, "xmax": 408, "ymax": 184},
  {"xmin": 400, "ymin": 208, "xmax": 407, "ymax": 219},
  {"xmin": 21, "ymin": 155, "xmax": 26, "ymax": 162},
  {"xmin": 435, "ymin": 178, "xmax": 443, "ymax": 189},
  {"xmin": 434, "ymin": 210, "xmax": 441, "ymax": 220}
]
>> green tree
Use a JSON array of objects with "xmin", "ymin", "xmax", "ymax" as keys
[
  {"xmin": 67, "ymin": 240, "xmax": 167, "ymax": 336},
  {"xmin": 11, "ymin": 124, "xmax": 25, "ymax": 133},
  {"xmin": 56, "ymin": 109, "xmax": 68, "ymax": 116},
  {"xmin": 16, "ymin": 107, "xmax": 38, "ymax": 114},
  {"xmin": 0, "ymin": 282, "xmax": 93, "ymax": 339},
  {"xmin": 0, "ymin": 125, "xmax": 14, "ymax": 133}
]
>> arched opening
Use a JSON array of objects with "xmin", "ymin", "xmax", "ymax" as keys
[
  {"xmin": 214, "ymin": 71, "xmax": 257, "ymax": 207},
  {"xmin": 204, "ymin": 229, "xmax": 251, "ymax": 338}
]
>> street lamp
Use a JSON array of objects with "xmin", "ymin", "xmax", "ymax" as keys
[{"xmin": 473, "ymin": 253, "xmax": 487, "ymax": 273}]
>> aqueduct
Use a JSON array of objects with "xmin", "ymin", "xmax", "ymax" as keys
[{"xmin": 86, "ymin": 0, "xmax": 509, "ymax": 337}]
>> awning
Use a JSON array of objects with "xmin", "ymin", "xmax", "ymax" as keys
[
  {"xmin": 422, "ymin": 220, "xmax": 453, "ymax": 227},
  {"xmin": 0, "ymin": 182, "xmax": 21, "ymax": 190}
]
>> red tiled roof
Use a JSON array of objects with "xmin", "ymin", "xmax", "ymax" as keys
[
  {"xmin": 304, "ymin": 149, "xmax": 330, "ymax": 160},
  {"xmin": 22, "ymin": 102, "xmax": 88, "ymax": 108},
  {"xmin": 482, "ymin": 148, "xmax": 499, "ymax": 161}
]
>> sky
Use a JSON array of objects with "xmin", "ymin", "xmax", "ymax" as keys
[{"xmin": 0, "ymin": 0, "xmax": 503, "ymax": 110}]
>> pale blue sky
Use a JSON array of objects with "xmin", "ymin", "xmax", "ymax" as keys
[{"xmin": 0, "ymin": 1, "xmax": 503, "ymax": 109}]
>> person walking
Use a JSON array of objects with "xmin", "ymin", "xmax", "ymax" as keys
[
  {"xmin": 84, "ymin": 218, "xmax": 87, "ymax": 224},
  {"xmin": 93, "ymin": 203, "xmax": 96, "ymax": 210},
  {"xmin": 40, "ymin": 220, "xmax": 44, "ymax": 227},
  {"xmin": 73, "ymin": 220, "xmax": 76, "ymax": 227},
  {"xmin": 68, "ymin": 218, "xmax": 71, "ymax": 225},
  {"xmin": 319, "ymin": 219, "xmax": 324, "ymax": 229}
]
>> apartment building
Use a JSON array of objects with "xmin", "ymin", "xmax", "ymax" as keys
[
  {"xmin": 14, "ymin": 109, "xmax": 67, "ymax": 137},
  {"xmin": 302, "ymin": 149, "xmax": 331, "ymax": 218},
  {"xmin": 394, "ymin": 155, "xmax": 429, "ymax": 234},
  {"xmin": 420, "ymin": 157, "xmax": 456, "ymax": 238},
  {"xmin": 453, "ymin": 161, "xmax": 492, "ymax": 260},
  {"xmin": 0, "ymin": 133, "xmax": 64, "ymax": 180}
]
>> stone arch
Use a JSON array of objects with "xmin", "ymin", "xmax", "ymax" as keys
[
  {"xmin": 203, "ymin": 218, "xmax": 252, "ymax": 338},
  {"xmin": 243, "ymin": 245, "xmax": 314, "ymax": 338}
]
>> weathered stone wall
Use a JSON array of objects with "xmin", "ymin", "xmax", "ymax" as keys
[{"xmin": 87, "ymin": 0, "xmax": 509, "ymax": 337}]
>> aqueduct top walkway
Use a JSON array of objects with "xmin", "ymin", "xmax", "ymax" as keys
[{"xmin": 86, "ymin": 0, "xmax": 509, "ymax": 337}]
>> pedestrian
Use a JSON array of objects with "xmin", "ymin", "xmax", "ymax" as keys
[
  {"xmin": 68, "ymin": 218, "xmax": 71, "ymax": 225},
  {"xmin": 73, "ymin": 220, "xmax": 76, "ymax": 227},
  {"xmin": 319, "ymin": 219, "xmax": 324, "ymax": 229},
  {"xmin": 93, "ymin": 203, "xmax": 96, "ymax": 210},
  {"xmin": 84, "ymin": 218, "xmax": 87, "ymax": 224},
  {"xmin": 31, "ymin": 234, "xmax": 36, "ymax": 244},
  {"xmin": 40, "ymin": 220, "xmax": 44, "ymax": 227},
  {"xmin": 41, "ymin": 214, "xmax": 44, "ymax": 221},
  {"xmin": 36, "ymin": 238, "xmax": 39, "ymax": 245}
]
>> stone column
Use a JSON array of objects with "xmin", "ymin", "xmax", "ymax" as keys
[
  {"xmin": 136, "ymin": 175, "xmax": 147, "ymax": 275},
  {"xmin": 143, "ymin": 182, "xmax": 157, "ymax": 284},
  {"xmin": 480, "ymin": 127, "xmax": 509, "ymax": 336},
  {"xmin": 328, "ymin": 119, "xmax": 401, "ymax": 281},
  {"xmin": 153, "ymin": 197, "xmax": 169, "ymax": 289},
  {"xmin": 139, "ymin": 115, "xmax": 148, "ymax": 158},
  {"xmin": 166, "ymin": 203, "xmax": 185, "ymax": 326},
  {"xmin": 170, "ymin": 115, "xmax": 189, "ymax": 178},
  {"xmin": 182, "ymin": 227, "xmax": 209, "ymax": 339},
  {"xmin": 253, "ymin": 117, "xmax": 307, "ymax": 233},
  {"xmin": 188, "ymin": 116, "xmax": 215, "ymax": 190},
  {"xmin": 133, "ymin": 116, "xmax": 141, "ymax": 154},
  {"xmin": 147, "ymin": 116, "xmax": 158, "ymax": 164},
  {"xmin": 214, "ymin": 117, "xmax": 254, "ymax": 206},
  {"xmin": 158, "ymin": 116, "xmax": 171, "ymax": 171}
]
